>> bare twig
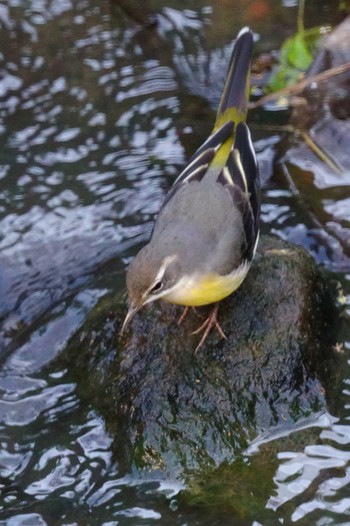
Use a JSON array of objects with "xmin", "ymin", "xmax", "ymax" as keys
[
  {"xmin": 298, "ymin": 130, "xmax": 344, "ymax": 174},
  {"xmin": 250, "ymin": 62, "xmax": 350, "ymax": 109}
]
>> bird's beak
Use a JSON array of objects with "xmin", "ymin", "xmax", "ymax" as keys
[{"xmin": 121, "ymin": 303, "xmax": 140, "ymax": 334}]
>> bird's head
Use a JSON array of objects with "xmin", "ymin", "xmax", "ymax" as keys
[{"xmin": 121, "ymin": 243, "xmax": 180, "ymax": 332}]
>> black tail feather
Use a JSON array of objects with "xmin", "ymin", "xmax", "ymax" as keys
[{"xmin": 216, "ymin": 27, "xmax": 253, "ymax": 121}]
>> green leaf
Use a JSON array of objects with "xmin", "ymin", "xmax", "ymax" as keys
[
  {"xmin": 287, "ymin": 33, "xmax": 313, "ymax": 70},
  {"xmin": 265, "ymin": 25, "xmax": 329, "ymax": 94}
]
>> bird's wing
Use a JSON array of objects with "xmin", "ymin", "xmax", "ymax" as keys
[
  {"xmin": 226, "ymin": 121, "xmax": 260, "ymax": 261},
  {"xmin": 159, "ymin": 120, "xmax": 234, "ymax": 211},
  {"xmin": 157, "ymin": 120, "xmax": 259, "ymax": 262}
]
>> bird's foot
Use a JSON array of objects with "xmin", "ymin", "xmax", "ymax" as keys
[{"xmin": 192, "ymin": 303, "xmax": 226, "ymax": 353}]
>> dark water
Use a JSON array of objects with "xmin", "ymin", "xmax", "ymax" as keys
[{"xmin": 1, "ymin": 0, "xmax": 350, "ymax": 524}]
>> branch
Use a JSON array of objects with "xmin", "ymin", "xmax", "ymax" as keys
[{"xmin": 249, "ymin": 62, "xmax": 350, "ymax": 109}]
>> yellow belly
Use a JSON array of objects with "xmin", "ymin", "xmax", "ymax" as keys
[{"xmin": 162, "ymin": 265, "xmax": 249, "ymax": 307}]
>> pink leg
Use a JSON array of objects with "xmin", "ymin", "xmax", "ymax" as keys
[
  {"xmin": 178, "ymin": 306, "xmax": 202, "ymax": 325},
  {"xmin": 178, "ymin": 306, "xmax": 190, "ymax": 325},
  {"xmin": 192, "ymin": 303, "xmax": 226, "ymax": 353}
]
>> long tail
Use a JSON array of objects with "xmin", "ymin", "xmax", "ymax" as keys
[
  {"xmin": 214, "ymin": 27, "xmax": 253, "ymax": 131},
  {"xmin": 159, "ymin": 27, "xmax": 255, "ymax": 209}
]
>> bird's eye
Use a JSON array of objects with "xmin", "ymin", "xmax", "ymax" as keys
[{"xmin": 150, "ymin": 280, "xmax": 162, "ymax": 293}]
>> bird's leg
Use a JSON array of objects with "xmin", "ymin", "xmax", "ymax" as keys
[
  {"xmin": 177, "ymin": 306, "xmax": 189, "ymax": 325},
  {"xmin": 178, "ymin": 306, "xmax": 201, "ymax": 325},
  {"xmin": 192, "ymin": 303, "xmax": 227, "ymax": 353}
]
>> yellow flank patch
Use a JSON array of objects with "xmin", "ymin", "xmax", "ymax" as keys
[{"xmin": 162, "ymin": 268, "xmax": 249, "ymax": 307}]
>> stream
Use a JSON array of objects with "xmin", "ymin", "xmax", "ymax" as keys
[{"xmin": 1, "ymin": 0, "xmax": 350, "ymax": 524}]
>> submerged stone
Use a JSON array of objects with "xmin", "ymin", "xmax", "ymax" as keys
[{"xmin": 59, "ymin": 235, "xmax": 336, "ymax": 478}]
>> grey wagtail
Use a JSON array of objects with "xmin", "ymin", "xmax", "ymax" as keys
[{"xmin": 122, "ymin": 27, "xmax": 260, "ymax": 352}]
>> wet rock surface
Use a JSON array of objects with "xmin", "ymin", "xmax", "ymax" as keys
[{"xmin": 59, "ymin": 235, "xmax": 336, "ymax": 478}]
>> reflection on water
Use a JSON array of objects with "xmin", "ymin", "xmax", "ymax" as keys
[
  {"xmin": 0, "ymin": 0, "xmax": 350, "ymax": 524},
  {"xmin": 247, "ymin": 410, "xmax": 350, "ymax": 522}
]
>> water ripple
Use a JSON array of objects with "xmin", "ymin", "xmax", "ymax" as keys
[
  {"xmin": 0, "ymin": 0, "xmax": 349, "ymax": 524},
  {"xmin": 0, "ymin": 383, "xmax": 76, "ymax": 426}
]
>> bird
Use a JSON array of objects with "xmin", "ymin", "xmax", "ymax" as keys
[{"xmin": 122, "ymin": 27, "xmax": 260, "ymax": 352}]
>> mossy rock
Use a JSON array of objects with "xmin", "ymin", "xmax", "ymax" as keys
[{"xmin": 59, "ymin": 235, "xmax": 337, "ymax": 479}]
